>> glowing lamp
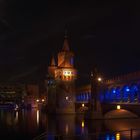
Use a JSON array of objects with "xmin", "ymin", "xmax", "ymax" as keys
[
  {"xmin": 82, "ymin": 103, "xmax": 85, "ymax": 107},
  {"xmin": 63, "ymin": 70, "xmax": 72, "ymax": 76},
  {"xmin": 117, "ymin": 105, "xmax": 121, "ymax": 110},
  {"xmin": 42, "ymin": 99, "xmax": 45, "ymax": 102},
  {"xmin": 116, "ymin": 133, "xmax": 120, "ymax": 140},
  {"xmin": 66, "ymin": 96, "xmax": 69, "ymax": 100},
  {"xmin": 98, "ymin": 77, "xmax": 102, "ymax": 82}
]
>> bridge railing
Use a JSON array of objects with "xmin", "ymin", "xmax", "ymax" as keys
[{"xmin": 32, "ymin": 128, "xmax": 140, "ymax": 140}]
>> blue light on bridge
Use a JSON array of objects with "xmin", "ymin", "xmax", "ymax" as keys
[
  {"xmin": 113, "ymin": 90, "xmax": 116, "ymax": 93},
  {"xmin": 126, "ymin": 88, "xmax": 130, "ymax": 92},
  {"xmin": 106, "ymin": 135, "xmax": 110, "ymax": 140}
]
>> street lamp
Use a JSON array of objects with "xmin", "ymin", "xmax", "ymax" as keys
[
  {"xmin": 82, "ymin": 103, "xmax": 85, "ymax": 107},
  {"xmin": 97, "ymin": 77, "xmax": 102, "ymax": 82},
  {"xmin": 90, "ymin": 68, "xmax": 103, "ymax": 111}
]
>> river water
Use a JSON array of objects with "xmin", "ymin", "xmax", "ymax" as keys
[{"xmin": 0, "ymin": 109, "xmax": 140, "ymax": 140}]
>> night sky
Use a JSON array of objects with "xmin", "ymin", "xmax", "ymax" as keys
[{"xmin": 0, "ymin": 0, "xmax": 140, "ymax": 85}]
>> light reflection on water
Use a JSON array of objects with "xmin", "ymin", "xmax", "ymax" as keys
[
  {"xmin": 116, "ymin": 133, "xmax": 120, "ymax": 140},
  {"xmin": 0, "ymin": 110, "xmax": 140, "ymax": 140},
  {"xmin": 15, "ymin": 111, "xmax": 18, "ymax": 123},
  {"xmin": 36, "ymin": 109, "xmax": 39, "ymax": 126}
]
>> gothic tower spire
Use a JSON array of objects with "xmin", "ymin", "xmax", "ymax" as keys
[
  {"xmin": 50, "ymin": 56, "xmax": 56, "ymax": 66},
  {"xmin": 62, "ymin": 29, "xmax": 70, "ymax": 51}
]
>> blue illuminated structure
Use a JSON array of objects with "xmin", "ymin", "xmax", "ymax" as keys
[
  {"xmin": 99, "ymin": 84, "xmax": 140, "ymax": 103},
  {"xmin": 76, "ymin": 92, "xmax": 91, "ymax": 102},
  {"xmin": 76, "ymin": 83, "xmax": 140, "ymax": 104}
]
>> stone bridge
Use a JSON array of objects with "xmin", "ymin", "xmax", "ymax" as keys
[{"xmin": 76, "ymin": 71, "xmax": 140, "ymax": 116}]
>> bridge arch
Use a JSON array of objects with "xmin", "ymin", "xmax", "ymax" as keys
[{"xmin": 104, "ymin": 109, "xmax": 138, "ymax": 119}]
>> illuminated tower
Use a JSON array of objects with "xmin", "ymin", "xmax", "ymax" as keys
[{"xmin": 47, "ymin": 33, "xmax": 77, "ymax": 114}]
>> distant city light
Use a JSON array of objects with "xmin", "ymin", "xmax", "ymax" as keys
[
  {"xmin": 82, "ymin": 103, "xmax": 85, "ymax": 107},
  {"xmin": 42, "ymin": 99, "xmax": 45, "ymax": 102},
  {"xmin": 117, "ymin": 105, "xmax": 121, "ymax": 110},
  {"xmin": 98, "ymin": 77, "xmax": 102, "ymax": 82},
  {"xmin": 36, "ymin": 99, "xmax": 39, "ymax": 102}
]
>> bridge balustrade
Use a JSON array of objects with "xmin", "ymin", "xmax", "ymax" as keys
[
  {"xmin": 99, "ymin": 84, "xmax": 140, "ymax": 104},
  {"xmin": 76, "ymin": 92, "xmax": 91, "ymax": 103}
]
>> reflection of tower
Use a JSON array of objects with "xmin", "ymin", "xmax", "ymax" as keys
[{"xmin": 47, "ymin": 33, "xmax": 77, "ymax": 114}]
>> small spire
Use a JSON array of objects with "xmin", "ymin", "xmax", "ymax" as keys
[
  {"xmin": 62, "ymin": 29, "xmax": 70, "ymax": 51},
  {"xmin": 50, "ymin": 56, "xmax": 56, "ymax": 66},
  {"xmin": 64, "ymin": 29, "xmax": 68, "ymax": 38}
]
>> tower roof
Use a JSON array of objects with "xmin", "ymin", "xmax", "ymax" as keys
[
  {"xmin": 50, "ymin": 56, "xmax": 56, "ymax": 66},
  {"xmin": 62, "ymin": 30, "xmax": 70, "ymax": 51}
]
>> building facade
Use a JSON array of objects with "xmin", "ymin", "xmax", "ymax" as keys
[{"xmin": 47, "ymin": 34, "xmax": 77, "ymax": 114}]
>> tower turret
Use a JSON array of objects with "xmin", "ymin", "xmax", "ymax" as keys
[
  {"xmin": 51, "ymin": 56, "xmax": 56, "ymax": 66},
  {"xmin": 48, "ymin": 56, "xmax": 57, "ymax": 77}
]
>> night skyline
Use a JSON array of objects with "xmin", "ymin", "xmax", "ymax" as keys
[{"xmin": 0, "ymin": 0, "xmax": 140, "ymax": 85}]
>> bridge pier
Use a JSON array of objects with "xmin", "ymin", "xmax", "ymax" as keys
[{"xmin": 85, "ymin": 68, "xmax": 103, "ymax": 119}]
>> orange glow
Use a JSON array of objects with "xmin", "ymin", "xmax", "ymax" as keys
[
  {"xmin": 65, "ymin": 124, "xmax": 69, "ymax": 134},
  {"xmin": 42, "ymin": 99, "xmax": 45, "ymax": 102},
  {"xmin": 81, "ymin": 120, "xmax": 84, "ymax": 128},
  {"xmin": 63, "ymin": 70, "xmax": 73, "ymax": 76}
]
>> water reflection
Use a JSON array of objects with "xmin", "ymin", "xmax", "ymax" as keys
[
  {"xmin": 81, "ymin": 120, "xmax": 84, "ymax": 134},
  {"xmin": 116, "ymin": 133, "xmax": 120, "ymax": 140},
  {"xmin": 1, "ymin": 110, "xmax": 140, "ymax": 140},
  {"xmin": 65, "ymin": 124, "xmax": 69, "ymax": 135},
  {"xmin": 104, "ymin": 118, "xmax": 140, "ymax": 139},
  {"xmin": 15, "ymin": 111, "xmax": 18, "ymax": 123},
  {"xmin": 36, "ymin": 109, "xmax": 39, "ymax": 126}
]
